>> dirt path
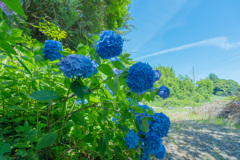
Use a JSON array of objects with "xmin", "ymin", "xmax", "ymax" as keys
[{"xmin": 162, "ymin": 120, "xmax": 240, "ymax": 160}]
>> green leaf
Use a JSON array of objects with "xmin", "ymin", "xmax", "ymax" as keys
[
  {"xmin": 113, "ymin": 76, "xmax": 119, "ymax": 95},
  {"xmin": 148, "ymin": 108, "xmax": 154, "ymax": 116},
  {"xmin": 1, "ymin": 0, "xmax": 26, "ymax": 16},
  {"xmin": 9, "ymin": 28, "xmax": 23, "ymax": 37},
  {"xmin": 36, "ymin": 131, "xmax": 58, "ymax": 150},
  {"xmin": 0, "ymin": 142, "xmax": 11, "ymax": 156},
  {"xmin": 71, "ymin": 112, "xmax": 86, "ymax": 127},
  {"xmin": 98, "ymin": 64, "xmax": 114, "ymax": 76},
  {"xmin": 8, "ymin": 106, "xmax": 27, "ymax": 111},
  {"xmin": 27, "ymin": 90, "xmax": 59, "ymax": 101},
  {"xmin": 91, "ymin": 35, "xmax": 100, "ymax": 41},
  {"xmin": 0, "ymin": 54, "xmax": 6, "ymax": 60},
  {"xmin": 112, "ymin": 61, "xmax": 123, "ymax": 70},
  {"xmin": 93, "ymin": 52, "xmax": 101, "ymax": 65},
  {"xmin": 144, "ymin": 93, "xmax": 151, "ymax": 102},
  {"xmin": 71, "ymin": 81, "xmax": 84, "ymax": 99},
  {"xmin": 27, "ymin": 129, "xmax": 41, "ymax": 143},
  {"xmin": 0, "ymin": 40, "xmax": 17, "ymax": 59},
  {"xmin": 98, "ymin": 137, "xmax": 107, "ymax": 154},
  {"xmin": 34, "ymin": 54, "xmax": 47, "ymax": 62},
  {"xmin": 84, "ymin": 134, "xmax": 94, "ymax": 143},
  {"xmin": 141, "ymin": 117, "xmax": 149, "ymax": 133},
  {"xmin": 15, "ymin": 57, "xmax": 32, "ymax": 75},
  {"xmin": 120, "ymin": 70, "xmax": 129, "ymax": 79},
  {"xmin": 33, "ymin": 46, "xmax": 43, "ymax": 55}
]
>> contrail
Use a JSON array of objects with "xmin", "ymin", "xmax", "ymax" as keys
[{"xmin": 135, "ymin": 37, "xmax": 240, "ymax": 60}]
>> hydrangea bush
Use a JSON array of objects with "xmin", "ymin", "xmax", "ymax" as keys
[{"xmin": 0, "ymin": 6, "xmax": 172, "ymax": 159}]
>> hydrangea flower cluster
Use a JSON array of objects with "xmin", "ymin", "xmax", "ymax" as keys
[
  {"xmin": 96, "ymin": 30, "xmax": 124, "ymax": 59},
  {"xmin": 144, "ymin": 132, "xmax": 162, "ymax": 154},
  {"xmin": 149, "ymin": 112, "xmax": 171, "ymax": 137},
  {"xmin": 158, "ymin": 85, "xmax": 170, "ymax": 99},
  {"xmin": 125, "ymin": 100, "xmax": 170, "ymax": 159},
  {"xmin": 126, "ymin": 62, "xmax": 155, "ymax": 94},
  {"xmin": 42, "ymin": 40, "xmax": 64, "ymax": 61},
  {"xmin": 153, "ymin": 69, "xmax": 161, "ymax": 82},
  {"xmin": 123, "ymin": 130, "xmax": 140, "ymax": 149},
  {"xmin": 59, "ymin": 54, "xmax": 93, "ymax": 78},
  {"xmin": 0, "ymin": 1, "xmax": 14, "ymax": 15}
]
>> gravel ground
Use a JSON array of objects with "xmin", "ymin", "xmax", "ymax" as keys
[{"xmin": 162, "ymin": 120, "xmax": 240, "ymax": 160}]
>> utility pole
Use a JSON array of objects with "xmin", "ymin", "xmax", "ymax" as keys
[{"xmin": 193, "ymin": 66, "xmax": 196, "ymax": 90}]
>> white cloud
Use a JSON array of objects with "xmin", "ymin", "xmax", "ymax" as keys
[{"xmin": 135, "ymin": 37, "xmax": 240, "ymax": 60}]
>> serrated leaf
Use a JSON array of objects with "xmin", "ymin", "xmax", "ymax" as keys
[
  {"xmin": 141, "ymin": 117, "xmax": 149, "ymax": 133},
  {"xmin": 34, "ymin": 54, "xmax": 46, "ymax": 62},
  {"xmin": 36, "ymin": 131, "xmax": 57, "ymax": 150},
  {"xmin": 98, "ymin": 64, "xmax": 114, "ymax": 76},
  {"xmin": 71, "ymin": 112, "xmax": 86, "ymax": 127},
  {"xmin": 120, "ymin": 70, "xmax": 129, "ymax": 79},
  {"xmin": 33, "ymin": 46, "xmax": 43, "ymax": 55},
  {"xmin": 71, "ymin": 81, "xmax": 84, "ymax": 99},
  {"xmin": 112, "ymin": 61, "xmax": 123, "ymax": 70},
  {"xmin": 93, "ymin": 52, "xmax": 101, "ymax": 65},
  {"xmin": 113, "ymin": 76, "xmax": 119, "ymax": 95},
  {"xmin": 27, "ymin": 90, "xmax": 59, "ymax": 101}
]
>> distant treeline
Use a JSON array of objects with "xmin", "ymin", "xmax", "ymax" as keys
[{"xmin": 145, "ymin": 66, "xmax": 240, "ymax": 107}]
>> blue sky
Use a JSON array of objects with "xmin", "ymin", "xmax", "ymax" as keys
[{"xmin": 124, "ymin": 0, "xmax": 240, "ymax": 84}]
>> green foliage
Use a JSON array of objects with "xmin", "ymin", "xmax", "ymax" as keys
[
  {"xmin": 0, "ymin": 5, "xmax": 148, "ymax": 159},
  {"xmin": 209, "ymin": 73, "xmax": 240, "ymax": 96},
  {"xmin": 145, "ymin": 66, "xmax": 214, "ymax": 108},
  {"xmin": 2, "ymin": 0, "xmax": 133, "ymax": 50}
]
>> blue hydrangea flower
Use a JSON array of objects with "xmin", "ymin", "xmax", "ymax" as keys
[
  {"xmin": 112, "ymin": 113, "xmax": 119, "ymax": 124},
  {"xmin": 154, "ymin": 144, "xmax": 166, "ymax": 159},
  {"xmin": 96, "ymin": 30, "xmax": 124, "ymax": 59},
  {"xmin": 126, "ymin": 62, "xmax": 155, "ymax": 94},
  {"xmin": 158, "ymin": 86, "xmax": 170, "ymax": 99},
  {"xmin": 59, "ymin": 54, "xmax": 93, "ymax": 78},
  {"xmin": 113, "ymin": 68, "xmax": 123, "ymax": 76},
  {"xmin": 123, "ymin": 130, "xmax": 140, "ymax": 149},
  {"xmin": 149, "ymin": 112, "xmax": 171, "ymax": 138},
  {"xmin": 153, "ymin": 69, "xmax": 161, "ymax": 82},
  {"xmin": 42, "ymin": 40, "xmax": 64, "ymax": 61},
  {"xmin": 104, "ymin": 84, "xmax": 113, "ymax": 95},
  {"xmin": 140, "ymin": 151, "xmax": 150, "ymax": 160},
  {"xmin": 0, "ymin": 1, "xmax": 14, "ymax": 15},
  {"xmin": 144, "ymin": 132, "xmax": 162, "ymax": 154}
]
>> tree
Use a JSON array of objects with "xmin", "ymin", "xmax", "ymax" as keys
[{"xmin": 3, "ymin": 0, "xmax": 133, "ymax": 49}]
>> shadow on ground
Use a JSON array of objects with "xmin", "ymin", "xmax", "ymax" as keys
[{"xmin": 162, "ymin": 120, "xmax": 240, "ymax": 160}]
